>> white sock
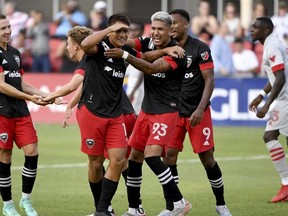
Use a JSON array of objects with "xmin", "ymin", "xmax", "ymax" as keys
[
  {"xmin": 128, "ymin": 207, "xmax": 137, "ymax": 215},
  {"xmin": 266, "ymin": 140, "xmax": 288, "ymax": 185},
  {"xmin": 22, "ymin": 192, "xmax": 31, "ymax": 199},
  {"xmin": 3, "ymin": 200, "xmax": 13, "ymax": 205}
]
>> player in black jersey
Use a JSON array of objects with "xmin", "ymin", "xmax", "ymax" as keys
[
  {"xmin": 0, "ymin": 14, "xmax": 51, "ymax": 216},
  {"xmin": 164, "ymin": 9, "xmax": 231, "ymax": 216},
  {"xmin": 105, "ymin": 11, "xmax": 191, "ymax": 216}
]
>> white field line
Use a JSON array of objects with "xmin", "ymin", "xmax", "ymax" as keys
[{"xmin": 11, "ymin": 155, "xmax": 270, "ymax": 170}]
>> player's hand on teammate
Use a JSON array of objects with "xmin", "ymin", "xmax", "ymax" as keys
[
  {"xmin": 188, "ymin": 108, "xmax": 204, "ymax": 127},
  {"xmin": 104, "ymin": 48, "xmax": 124, "ymax": 59},
  {"xmin": 164, "ymin": 46, "xmax": 185, "ymax": 58},
  {"xmin": 30, "ymin": 95, "xmax": 50, "ymax": 106}
]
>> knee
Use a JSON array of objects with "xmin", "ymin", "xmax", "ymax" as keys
[
  {"xmin": 89, "ymin": 159, "xmax": 103, "ymax": 172},
  {"xmin": 202, "ymin": 159, "xmax": 216, "ymax": 169}
]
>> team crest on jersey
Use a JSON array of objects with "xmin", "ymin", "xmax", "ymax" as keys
[
  {"xmin": 187, "ymin": 56, "xmax": 192, "ymax": 68},
  {"xmin": 0, "ymin": 133, "xmax": 8, "ymax": 143},
  {"xmin": 201, "ymin": 51, "xmax": 209, "ymax": 60},
  {"xmin": 86, "ymin": 139, "xmax": 95, "ymax": 149},
  {"xmin": 269, "ymin": 55, "xmax": 276, "ymax": 63},
  {"xmin": 13, "ymin": 55, "xmax": 20, "ymax": 66}
]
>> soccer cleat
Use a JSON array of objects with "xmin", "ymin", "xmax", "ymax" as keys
[
  {"xmin": 171, "ymin": 200, "xmax": 192, "ymax": 216},
  {"xmin": 137, "ymin": 204, "xmax": 146, "ymax": 216},
  {"xmin": 157, "ymin": 209, "xmax": 172, "ymax": 216},
  {"xmin": 270, "ymin": 184, "xmax": 288, "ymax": 203},
  {"xmin": 216, "ymin": 205, "xmax": 232, "ymax": 216},
  {"xmin": 19, "ymin": 198, "xmax": 38, "ymax": 216},
  {"xmin": 93, "ymin": 210, "xmax": 113, "ymax": 216},
  {"xmin": 3, "ymin": 203, "xmax": 21, "ymax": 216}
]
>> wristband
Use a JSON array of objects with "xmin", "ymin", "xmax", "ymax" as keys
[
  {"xmin": 122, "ymin": 51, "xmax": 129, "ymax": 60},
  {"xmin": 259, "ymin": 89, "xmax": 267, "ymax": 97}
]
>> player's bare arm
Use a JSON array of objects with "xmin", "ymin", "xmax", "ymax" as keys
[
  {"xmin": 81, "ymin": 23, "xmax": 129, "ymax": 55},
  {"xmin": 43, "ymin": 74, "xmax": 83, "ymax": 102},
  {"xmin": 141, "ymin": 46, "xmax": 185, "ymax": 62},
  {"xmin": 189, "ymin": 68, "xmax": 214, "ymax": 127}
]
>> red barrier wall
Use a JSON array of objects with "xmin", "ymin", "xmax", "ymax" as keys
[{"xmin": 24, "ymin": 73, "xmax": 77, "ymax": 124}]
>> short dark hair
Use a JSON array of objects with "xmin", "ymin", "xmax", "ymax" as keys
[
  {"xmin": 108, "ymin": 13, "xmax": 130, "ymax": 26},
  {"xmin": 256, "ymin": 16, "xmax": 274, "ymax": 33},
  {"xmin": 169, "ymin": 9, "xmax": 190, "ymax": 23},
  {"xmin": 0, "ymin": 14, "xmax": 7, "ymax": 20}
]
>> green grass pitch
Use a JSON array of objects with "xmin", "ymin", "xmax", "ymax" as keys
[{"xmin": 3, "ymin": 124, "xmax": 288, "ymax": 216}]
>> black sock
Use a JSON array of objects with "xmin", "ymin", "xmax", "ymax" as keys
[
  {"xmin": 164, "ymin": 165, "xmax": 178, "ymax": 210},
  {"xmin": 122, "ymin": 168, "xmax": 128, "ymax": 184},
  {"xmin": 0, "ymin": 162, "xmax": 12, "ymax": 201},
  {"xmin": 97, "ymin": 178, "xmax": 118, "ymax": 212},
  {"xmin": 89, "ymin": 180, "xmax": 102, "ymax": 209},
  {"xmin": 22, "ymin": 155, "xmax": 38, "ymax": 194},
  {"xmin": 206, "ymin": 162, "xmax": 225, "ymax": 206},
  {"xmin": 127, "ymin": 160, "xmax": 143, "ymax": 208},
  {"xmin": 145, "ymin": 156, "xmax": 182, "ymax": 202}
]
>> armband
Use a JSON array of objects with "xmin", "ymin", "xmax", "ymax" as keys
[
  {"xmin": 259, "ymin": 89, "xmax": 267, "ymax": 97},
  {"xmin": 122, "ymin": 51, "xmax": 129, "ymax": 60}
]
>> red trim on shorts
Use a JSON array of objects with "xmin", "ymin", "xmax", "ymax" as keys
[
  {"xmin": 163, "ymin": 56, "xmax": 177, "ymax": 70},
  {"xmin": 74, "ymin": 68, "xmax": 85, "ymax": 76},
  {"xmin": 272, "ymin": 64, "xmax": 284, "ymax": 73},
  {"xmin": 199, "ymin": 62, "xmax": 214, "ymax": 70},
  {"xmin": 134, "ymin": 38, "xmax": 142, "ymax": 51}
]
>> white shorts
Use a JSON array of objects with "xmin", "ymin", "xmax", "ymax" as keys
[{"xmin": 265, "ymin": 100, "xmax": 288, "ymax": 136}]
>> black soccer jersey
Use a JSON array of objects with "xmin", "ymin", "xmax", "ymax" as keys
[
  {"xmin": 74, "ymin": 55, "xmax": 86, "ymax": 76},
  {"xmin": 0, "ymin": 45, "xmax": 30, "ymax": 118},
  {"xmin": 180, "ymin": 36, "xmax": 214, "ymax": 117},
  {"xmin": 121, "ymin": 89, "xmax": 135, "ymax": 115},
  {"xmin": 79, "ymin": 38, "xmax": 138, "ymax": 118},
  {"xmin": 134, "ymin": 37, "xmax": 186, "ymax": 114}
]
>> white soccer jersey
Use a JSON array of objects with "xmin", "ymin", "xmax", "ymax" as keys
[{"xmin": 263, "ymin": 34, "xmax": 288, "ymax": 100}]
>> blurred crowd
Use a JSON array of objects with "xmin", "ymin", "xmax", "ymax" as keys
[{"xmin": 3, "ymin": 0, "xmax": 288, "ymax": 77}]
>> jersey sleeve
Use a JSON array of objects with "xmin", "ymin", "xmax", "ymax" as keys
[
  {"xmin": 134, "ymin": 37, "xmax": 153, "ymax": 52},
  {"xmin": 123, "ymin": 45, "xmax": 141, "ymax": 58},
  {"xmin": 74, "ymin": 57, "xmax": 86, "ymax": 76},
  {"xmin": 163, "ymin": 55, "xmax": 187, "ymax": 70},
  {"xmin": 197, "ymin": 43, "xmax": 214, "ymax": 71},
  {"xmin": 267, "ymin": 45, "xmax": 285, "ymax": 73}
]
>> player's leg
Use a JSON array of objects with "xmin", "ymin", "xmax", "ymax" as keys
[
  {"xmin": 161, "ymin": 117, "xmax": 186, "ymax": 214},
  {"xmin": 88, "ymin": 155, "xmax": 105, "ymax": 212},
  {"xmin": 264, "ymin": 100, "xmax": 288, "ymax": 202},
  {"xmin": 16, "ymin": 116, "xmax": 38, "ymax": 216},
  {"xmin": 145, "ymin": 113, "xmax": 191, "ymax": 216},
  {"xmin": 95, "ymin": 115, "xmax": 128, "ymax": 215}
]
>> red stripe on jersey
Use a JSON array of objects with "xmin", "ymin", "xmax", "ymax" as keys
[
  {"xmin": 272, "ymin": 64, "xmax": 284, "ymax": 73},
  {"xmin": 0, "ymin": 66, "xmax": 3, "ymax": 73},
  {"xmin": 74, "ymin": 68, "xmax": 85, "ymax": 76},
  {"xmin": 20, "ymin": 69, "xmax": 24, "ymax": 75},
  {"xmin": 134, "ymin": 38, "xmax": 142, "ymax": 51},
  {"xmin": 163, "ymin": 56, "xmax": 177, "ymax": 70},
  {"xmin": 199, "ymin": 62, "xmax": 214, "ymax": 71}
]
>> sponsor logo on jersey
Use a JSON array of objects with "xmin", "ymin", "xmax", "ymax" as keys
[
  {"xmin": 184, "ymin": 72, "xmax": 193, "ymax": 79},
  {"xmin": 112, "ymin": 70, "xmax": 124, "ymax": 78},
  {"xmin": 201, "ymin": 51, "xmax": 209, "ymax": 60},
  {"xmin": 86, "ymin": 139, "xmax": 95, "ymax": 149},
  {"xmin": 151, "ymin": 73, "xmax": 165, "ymax": 78},
  {"xmin": 0, "ymin": 133, "xmax": 8, "ymax": 143},
  {"xmin": 2, "ymin": 59, "xmax": 7, "ymax": 65},
  {"xmin": 269, "ymin": 55, "xmax": 276, "ymax": 62},
  {"xmin": 104, "ymin": 66, "xmax": 112, "ymax": 72},
  {"xmin": 8, "ymin": 71, "xmax": 21, "ymax": 78},
  {"xmin": 187, "ymin": 56, "xmax": 192, "ymax": 68},
  {"xmin": 13, "ymin": 55, "xmax": 20, "ymax": 67}
]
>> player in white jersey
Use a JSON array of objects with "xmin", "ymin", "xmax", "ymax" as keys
[{"xmin": 249, "ymin": 16, "xmax": 288, "ymax": 203}]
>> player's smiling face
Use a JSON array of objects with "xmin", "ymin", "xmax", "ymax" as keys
[
  {"xmin": 170, "ymin": 14, "xmax": 188, "ymax": 41},
  {"xmin": 151, "ymin": 20, "xmax": 171, "ymax": 49},
  {"xmin": 0, "ymin": 18, "xmax": 11, "ymax": 46},
  {"xmin": 109, "ymin": 21, "xmax": 130, "ymax": 48}
]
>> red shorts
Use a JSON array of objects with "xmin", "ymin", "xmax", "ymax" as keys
[
  {"xmin": 76, "ymin": 105, "xmax": 128, "ymax": 156},
  {"xmin": 0, "ymin": 115, "xmax": 38, "ymax": 149},
  {"xmin": 129, "ymin": 111, "xmax": 178, "ymax": 152},
  {"xmin": 168, "ymin": 107, "xmax": 214, "ymax": 153},
  {"xmin": 104, "ymin": 113, "xmax": 136, "ymax": 159}
]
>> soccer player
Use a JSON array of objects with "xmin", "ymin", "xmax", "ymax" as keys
[
  {"xmin": 249, "ymin": 17, "xmax": 288, "ymax": 203},
  {"xmin": 78, "ymin": 13, "xmax": 142, "ymax": 216},
  {"xmin": 105, "ymin": 11, "xmax": 191, "ymax": 216},
  {"xmin": 0, "ymin": 14, "xmax": 50, "ymax": 216},
  {"xmin": 158, "ymin": 9, "xmax": 232, "ymax": 216}
]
